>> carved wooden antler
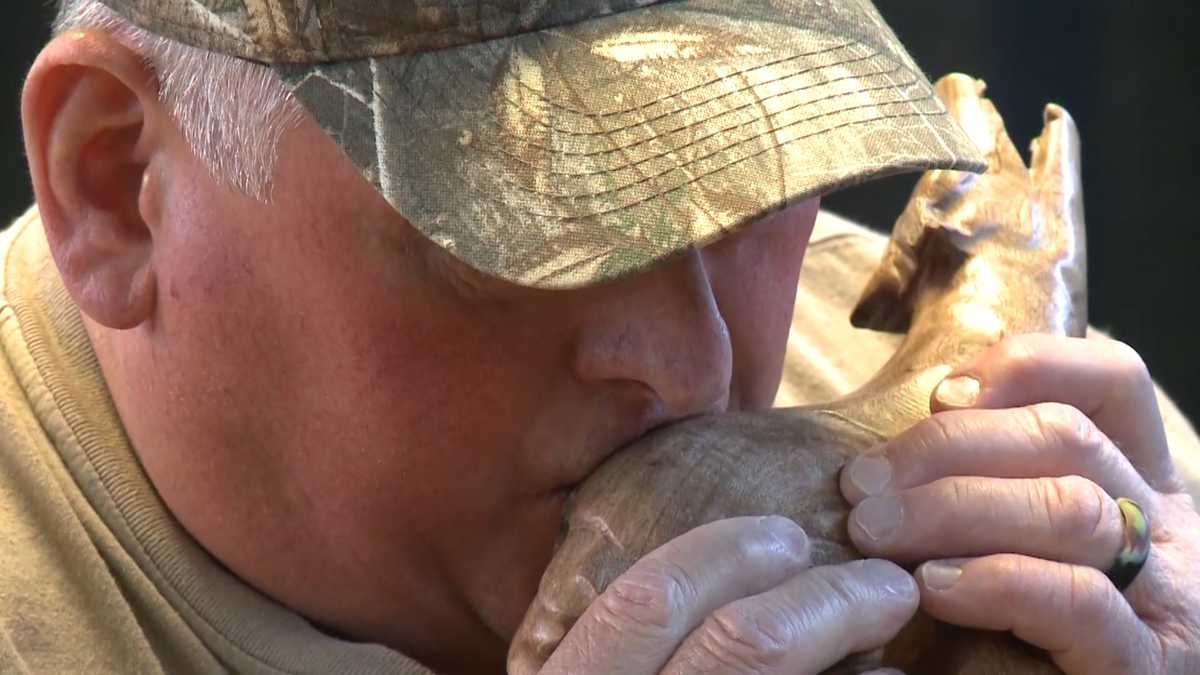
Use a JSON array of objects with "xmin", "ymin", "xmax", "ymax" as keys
[{"xmin": 508, "ymin": 73, "xmax": 1087, "ymax": 675}]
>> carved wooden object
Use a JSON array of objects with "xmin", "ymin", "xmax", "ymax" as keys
[{"xmin": 509, "ymin": 73, "xmax": 1087, "ymax": 674}]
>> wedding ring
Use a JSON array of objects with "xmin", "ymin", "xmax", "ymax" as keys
[{"xmin": 1106, "ymin": 497, "xmax": 1151, "ymax": 592}]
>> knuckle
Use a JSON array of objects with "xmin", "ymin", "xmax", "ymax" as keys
[
  {"xmin": 916, "ymin": 411, "xmax": 963, "ymax": 453},
  {"xmin": 805, "ymin": 564, "xmax": 867, "ymax": 612},
  {"xmin": 692, "ymin": 602, "xmax": 792, "ymax": 671},
  {"xmin": 596, "ymin": 560, "xmax": 696, "ymax": 635},
  {"xmin": 950, "ymin": 476, "xmax": 981, "ymax": 511},
  {"xmin": 995, "ymin": 550, "xmax": 1029, "ymax": 575},
  {"xmin": 991, "ymin": 334, "xmax": 1042, "ymax": 374},
  {"xmin": 1066, "ymin": 565, "xmax": 1116, "ymax": 626},
  {"xmin": 1038, "ymin": 476, "xmax": 1107, "ymax": 541},
  {"xmin": 1106, "ymin": 340, "xmax": 1156, "ymax": 402},
  {"xmin": 1028, "ymin": 402, "xmax": 1103, "ymax": 454},
  {"xmin": 1108, "ymin": 340, "xmax": 1151, "ymax": 384}
]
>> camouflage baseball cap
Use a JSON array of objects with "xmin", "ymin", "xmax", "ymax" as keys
[{"xmin": 97, "ymin": 0, "xmax": 985, "ymax": 288}]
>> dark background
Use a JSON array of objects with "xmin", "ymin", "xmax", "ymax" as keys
[{"xmin": 2, "ymin": 3, "xmax": 1196, "ymax": 423}]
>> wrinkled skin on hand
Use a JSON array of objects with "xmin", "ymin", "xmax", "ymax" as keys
[{"xmin": 509, "ymin": 73, "xmax": 1086, "ymax": 674}]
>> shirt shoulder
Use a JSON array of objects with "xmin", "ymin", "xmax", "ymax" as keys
[
  {"xmin": 776, "ymin": 211, "xmax": 900, "ymax": 407},
  {"xmin": 0, "ymin": 209, "xmax": 214, "ymax": 674},
  {"xmin": 0, "ymin": 345, "xmax": 165, "ymax": 674}
]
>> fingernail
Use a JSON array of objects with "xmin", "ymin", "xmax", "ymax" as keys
[
  {"xmin": 846, "ymin": 453, "xmax": 892, "ymax": 497},
  {"xmin": 920, "ymin": 561, "xmax": 962, "ymax": 591},
  {"xmin": 760, "ymin": 516, "xmax": 809, "ymax": 559},
  {"xmin": 934, "ymin": 375, "xmax": 981, "ymax": 408},
  {"xmin": 852, "ymin": 496, "xmax": 903, "ymax": 542}
]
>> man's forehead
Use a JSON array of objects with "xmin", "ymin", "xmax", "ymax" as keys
[{"xmin": 98, "ymin": 0, "xmax": 680, "ymax": 63}]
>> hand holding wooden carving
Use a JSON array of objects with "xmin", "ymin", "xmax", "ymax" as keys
[
  {"xmin": 843, "ymin": 331, "xmax": 1200, "ymax": 675},
  {"xmin": 508, "ymin": 74, "xmax": 1200, "ymax": 674},
  {"xmin": 838, "ymin": 76, "xmax": 1200, "ymax": 675}
]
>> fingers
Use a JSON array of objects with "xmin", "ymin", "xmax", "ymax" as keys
[
  {"xmin": 541, "ymin": 516, "xmax": 810, "ymax": 675},
  {"xmin": 659, "ymin": 559, "xmax": 918, "ymax": 675},
  {"xmin": 914, "ymin": 555, "xmax": 1163, "ymax": 675},
  {"xmin": 841, "ymin": 401, "xmax": 1154, "ymax": 507},
  {"xmin": 930, "ymin": 334, "xmax": 1179, "ymax": 492},
  {"xmin": 846, "ymin": 474, "xmax": 1124, "ymax": 569}
]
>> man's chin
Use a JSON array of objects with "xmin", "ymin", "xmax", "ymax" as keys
[
  {"xmin": 460, "ymin": 492, "xmax": 572, "ymax": 643},
  {"xmin": 472, "ymin": 561, "xmax": 549, "ymax": 646}
]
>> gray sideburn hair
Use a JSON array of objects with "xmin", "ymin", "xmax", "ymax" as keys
[{"xmin": 53, "ymin": 0, "xmax": 304, "ymax": 201}]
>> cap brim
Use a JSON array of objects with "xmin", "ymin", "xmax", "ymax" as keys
[{"xmin": 276, "ymin": 0, "xmax": 985, "ymax": 289}]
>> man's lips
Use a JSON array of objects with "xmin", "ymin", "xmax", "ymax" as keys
[
  {"xmin": 555, "ymin": 413, "xmax": 690, "ymax": 495},
  {"xmin": 527, "ymin": 382, "xmax": 730, "ymax": 499}
]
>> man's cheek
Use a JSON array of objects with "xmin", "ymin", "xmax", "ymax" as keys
[
  {"xmin": 712, "ymin": 254, "xmax": 806, "ymax": 409},
  {"xmin": 328, "ymin": 309, "xmax": 533, "ymax": 446}
]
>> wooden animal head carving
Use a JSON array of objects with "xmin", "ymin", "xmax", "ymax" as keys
[{"xmin": 508, "ymin": 73, "xmax": 1087, "ymax": 675}]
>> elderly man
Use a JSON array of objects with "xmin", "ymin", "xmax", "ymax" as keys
[{"xmin": 2, "ymin": 1, "xmax": 1198, "ymax": 673}]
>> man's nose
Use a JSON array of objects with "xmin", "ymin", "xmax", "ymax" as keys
[{"xmin": 572, "ymin": 248, "xmax": 732, "ymax": 419}]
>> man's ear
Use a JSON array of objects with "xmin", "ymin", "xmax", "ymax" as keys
[{"xmin": 22, "ymin": 29, "xmax": 169, "ymax": 329}]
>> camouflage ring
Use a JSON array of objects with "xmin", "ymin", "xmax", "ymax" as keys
[{"xmin": 1106, "ymin": 497, "xmax": 1151, "ymax": 592}]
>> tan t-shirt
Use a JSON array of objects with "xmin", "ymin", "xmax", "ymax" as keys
[{"xmin": 2, "ymin": 207, "xmax": 1197, "ymax": 673}]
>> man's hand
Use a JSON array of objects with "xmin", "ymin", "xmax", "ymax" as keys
[
  {"xmin": 541, "ymin": 516, "xmax": 915, "ymax": 674},
  {"xmin": 841, "ymin": 333, "xmax": 1200, "ymax": 674}
]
